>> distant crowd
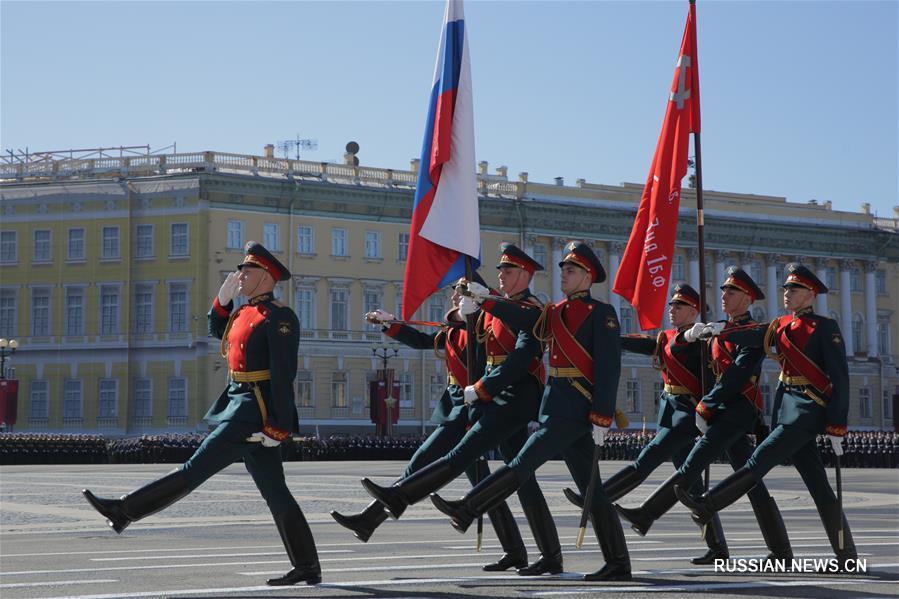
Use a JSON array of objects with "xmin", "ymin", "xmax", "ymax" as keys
[{"xmin": 1, "ymin": 430, "xmax": 897, "ymax": 467}]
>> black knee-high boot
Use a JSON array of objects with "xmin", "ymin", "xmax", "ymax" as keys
[
  {"xmin": 616, "ymin": 471, "xmax": 682, "ymax": 536},
  {"xmin": 583, "ymin": 502, "xmax": 631, "ymax": 582},
  {"xmin": 564, "ymin": 463, "xmax": 644, "ymax": 507},
  {"xmin": 674, "ymin": 467, "xmax": 758, "ymax": 526},
  {"xmin": 361, "ymin": 459, "xmax": 456, "ymax": 519},
  {"xmin": 82, "ymin": 470, "xmax": 190, "ymax": 534},
  {"xmin": 751, "ymin": 495, "xmax": 793, "ymax": 560},
  {"xmin": 430, "ymin": 466, "xmax": 520, "ymax": 534},
  {"xmin": 482, "ymin": 501, "xmax": 528, "ymax": 571},
  {"xmin": 330, "ymin": 500, "xmax": 390, "ymax": 543},
  {"xmin": 266, "ymin": 509, "xmax": 321, "ymax": 586},
  {"xmin": 517, "ymin": 501, "xmax": 563, "ymax": 576}
]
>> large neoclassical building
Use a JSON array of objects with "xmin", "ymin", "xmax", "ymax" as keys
[{"xmin": 1, "ymin": 146, "xmax": 897, "ymax": 435}]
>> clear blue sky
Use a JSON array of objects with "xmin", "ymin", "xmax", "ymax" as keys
[{"xmin": 2, "ymin": 0, "xmax": 896, "ymax": 217}]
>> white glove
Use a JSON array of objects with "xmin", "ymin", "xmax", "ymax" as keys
[
  {"xmin": 217, "ymin": 271, "xmax": 240, "ymax": 305},
  {"xmin": 593, "ymin": 425, "xmax": 609, "ymax": 446},
  {"xmin": 464, "ymin": 281, "xmax": 489, "ymax": 300},
  {"xmin": 366, "ymin": 309, "xmax": 396, "ymax": 324},
  {"xmin": 699, "ymin": 322, "xmax": 726, "ymax": 339},
  {"xmin": 695, "ymin": 412, "xmax": 709, "ymax": 434},
  {"xmin": 463, "ymin": 385, "xmax": 479, "ymax": 406},
  {"xmin": 827, "ymin": 434, "xmax": 844, "ymax": 456},
  {"xmin": 459, "ymin": 296, "xmax": 481, "ymax": 316},
  {"xmin": 684, "ymin": 323, "xmax": 706, "ymax": 343},
  {"xmin": 246, "ymin": 432, "xmax": 281, "ymax": 447}
]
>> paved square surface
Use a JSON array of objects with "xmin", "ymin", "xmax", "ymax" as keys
[{"xmin": 1, "ymin": 461, "xmax": 897, "ymax": 598}]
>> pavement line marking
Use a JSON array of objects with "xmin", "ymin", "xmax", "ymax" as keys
[
  {"xmin": 90, "ymin": 549, "xmax": 352, "ymax": 561},
  {"xmin": 0, "ymin": 580, "xmax": 118, "ymax": 589},
  {"xmin": 4, "ymin": 531, "xmax": 897, "ymax": 557},
  {"xmin": 525, "ymin": 578, "xmax": 883, "ymax": 595}
]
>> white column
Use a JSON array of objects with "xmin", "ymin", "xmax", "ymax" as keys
[
  {"xmin": 839, "ymin": 260, "xmax": 854, "ymax": 356},
  {"xmin": 608, "ymin": 242, "xmax": 623, "ymax": 315},
  {"xmin": 815, "ymin": 259, "xmax": 829, "ymax": 315},
  {"xmin": 766, "ymin": 255, "xmax": 779, "ymax": 320},
  {"xmin": 687, "ymin": 247, "xmax": 700, "ymax": 289},
  {"xmin": 551, "ymin": 238, "xmax": 564, "ymax": 303},
  {"xmin": 865, "ymin": 262, "xmax": 878, "ymax": 358},
  {"xmin": 714, "ymin": 250, "xmax": 728, "ymax": 320}
]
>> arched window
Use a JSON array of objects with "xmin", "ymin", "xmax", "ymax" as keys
[
  {"xmin": 751, "ymin": 306, "xmax": 767, "ymax": 323},
  {"xmin": 829, "ymin": 311, "xmax": 841, "ymax": 327}
]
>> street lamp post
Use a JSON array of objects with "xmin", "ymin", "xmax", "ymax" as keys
[
  {"xmin": 0, "ymin": 338, "xmax": 18, "ymax": 380},
  {"xmin": 371, "ymin": 343, "xmax": 399, "ymax": 437}
]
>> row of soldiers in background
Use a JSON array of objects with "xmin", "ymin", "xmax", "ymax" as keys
[{"xmin": 1, "ymin": 430, "xmax": 898, "ymax": 466}]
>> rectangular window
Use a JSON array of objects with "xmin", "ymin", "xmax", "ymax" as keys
[
  {"xmin": 0, "ymin": 289, "xmax": 16, "ymax": 337},
  {"xmin": 653, "ymin": 381, "xmax": 664, "ymax": 414},
  {"xmin": 101, "ymin": 226, "xmax": 120, "ymax": 259},
  {"xmin": 331, "ymin": 372, "xmax": 347, "ymax": 408},
  {"xmin": 826, "ymin": 266, "xmax": 838, "ymax": 290},
  {"xmin": 533, "ymin": 244, "xmax": 547, "ymax": 270},
  {"xmin": 263, "ymin": 223, "xmax": 280, "ymax": 251},
  {"xmin": 750, "ymin": 261, "xmax": 762, "ymax": 286},
  {"xmin": 30, "ymin": 380, "xmax": 49, "ymax": 420},
  {"xmin": 297, "ymin": 224, "xmax": 314, "ymax": 254},
  {"xmin": 135, "ymin": 224, "xmax": 154, "ymax": 258},
  {"xmin": 98, "ymin": 379, "xmax": 118, "ymax": 418},
  {"xmin": 65, "ymin": 287, "xmax": 84, "ymax": 336},
  {"xmin": 761, "ymin": 384, "xmax": 772, "ymax": 415},
  {"xmin": 227, "ymin": 220, "xmax": 244, "ymax": 249},
  {"xmin": 364, "ymin": 230, "xmax": 381, "ymax": 259},
  {"xmin": 64, "ymin": 380, "xmax": 83, "ymax": 419},
  {"xmin": 68, "ymin": 228, "xmax": 85, "ymax": 260},
  {"xmin": 620, "ymin": 306, "xmax": 634, "ymax": 334},
  {"xmin": 0, "ymin": 231, "xmax": 17, "ymax": 263},
  {"xmin": 859, "ymin": 387, "xmax": 871, "ymax": 419},
  {"xmin": 168, "ymin": 378, "xmax": 188, "ymax": 418},
  {"xmin": 330, "ymin": 287, "xmax": 348, "ymax": 331},
  {"xmin": 296, "ymin": 286, "xmax": 315, "ymax": 330},
  {"xmin": 134, "ymin": 378, "xmax": 153, "ymax": 419},
  {"xmin": 850, "ymin": 268, "xmax": 861, "ymax": 292},
  {"xmin": 133, "ymin": 284, "xmax": 154, "ymax": 334},
  {"xmin": 363, "ymin": 288, "xmax": 382, "ymax": 329},
  {"xmin": 429, "ymin": 374, "xmax": 443, "ymax": 409},
  {"xmin": 170, "ymin": 223, "xmax": 188, "ymax": 256},
  {"xmin": 397, "ymin": 232, "xmax": 409, "ymax": 262},
  {"xmin": 331, "ymin": 228, "xmax": 347, "ymax": 256},
  {"xmin": 671, "ymin": 255, "xmax": 685, "ymax": 281},
  {"xmin": 100, "ymin": 286, "xmax": 120, "ymax": 335},
  {"xmin": 399, "ymin": 372, "xmax": 413, "ymax": 409},
  {"xmin": 876, "ymin": 269, "xmax": 887, "ymax": 294},
  {"xmin": 626, "ymin": 379, "xmax": 639, "ymax": 413},
  {"xmin": 31, "ymin": 287, "xmax": 50, "ymax": 336},
  {"xmin": 878, "ymin": 320, "xmax": 890, "ymax": 356},
  {"xmin": 296, "ymin": 371, "xmax": 313, "ymax": 408},
  {"xmin": 33, "ymin": 229, "xmax": 51, "ymax": 262},
  {"xmin": 428, "ymin": 294, "xmax": 445, "ymax": 323},
  {"xmin": 884, "ymin": 389, "xmax": 893, "ymax": 420},
  {"xmin": 168, "ymin": 283, "xmax": 188, "ymax": 333}
]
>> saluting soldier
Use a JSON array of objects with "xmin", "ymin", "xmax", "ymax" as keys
[
  {"xmin": 360, "ymin": 244, "xmax": 564, "ymax": 576},
  {"xmin": 431, "ymin": 241, "xmax": 631, "ymax": 582},
  {"xmin": 330, "ymin": 276, "xmax": 530, "ymax": 572},
  {"xmin": 617, "ymin": 267, "xmax": 792, "ymax": 562},
  {"xmin": 82, "ymin": 242, "xmax": 320, "ymax": 586},
  {"xmin": 676, "ymin": 263, "xmax": 857, "ymax": 568},
  {"xmin": 563, "ymin": 284, "xmax": 729, "ymax": 565}
]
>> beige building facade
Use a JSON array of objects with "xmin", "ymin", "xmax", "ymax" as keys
[{"xmin": 1, "ymin": 149, "xmax": 897, "ymax": 435}]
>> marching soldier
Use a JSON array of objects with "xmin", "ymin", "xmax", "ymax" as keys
[
  {"xmin": 360, "ymin": 244, "xmax": 564, "ymax": 576},
  {"xmin": 330, "ymin": 277, "xmax": 530, "ymax": 572},
  {"xmin": 82, "ymin": 242, "xmax": 321, "ymax": 586},
  {"xmin": 616, "ymin": 267, "xmax": 792, "ymax": 562},
  {"xmin": 676, "ymin": 263, "xmax": 858, "ymax": 568},
  {"xmin": 431, "ymin": 241, "xmax": 631, "ymax": 582},
  {"xmin": 563, "ymin": 284, "xmax": 729, "ymax": 565}
]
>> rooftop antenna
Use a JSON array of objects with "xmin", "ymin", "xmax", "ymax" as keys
[{"xmin": 276, "ymin": 135, "xmax": 318, "ymax": 160}]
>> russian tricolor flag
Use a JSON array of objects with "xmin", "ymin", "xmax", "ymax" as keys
[{"xmin": 402, "ymin": 0, "xmax": 480, "ymax": 320}]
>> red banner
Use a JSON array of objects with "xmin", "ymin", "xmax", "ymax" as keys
[
  {"xmin": 613, "ymin": 3, "xmax": 700, "ymax": 330},
  {"xmin": 369, "ymin": 370, "xmax": 400, "ymax": 426}
]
